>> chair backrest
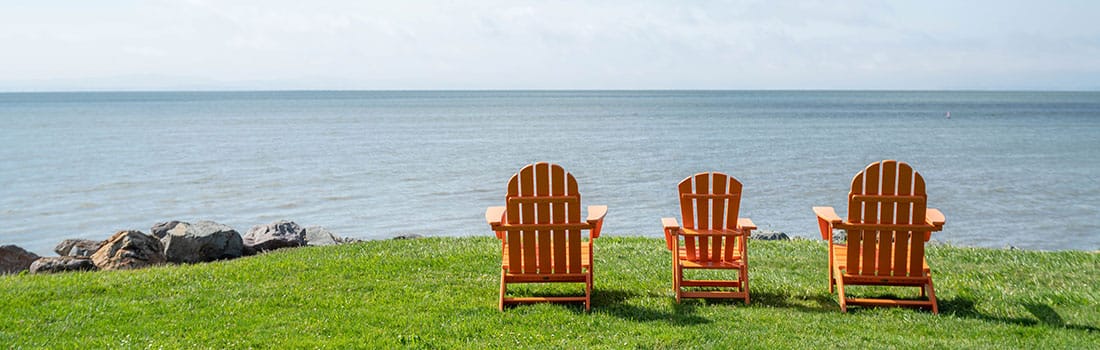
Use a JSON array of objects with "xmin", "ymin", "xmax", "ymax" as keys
[
  {"xmin": 503, "ymin": 162, "xmax": 587, "ymax": 275},
  {"xmin": 845, "ymin": 160, "xmax": 930, "ymax": 278},
  {"xmin": 677, "ymin": 172, "xmax": 744, "ymax": 261}
]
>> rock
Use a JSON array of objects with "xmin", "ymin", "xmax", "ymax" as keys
[
  {"xmin": 30, "ymin": 257, "xmax": 97, "ymax": 274},
  {"xmin": 392, "ymin": 233, "xmax": 423, "ymax": 240},
  {"xmin": 831, "ymin": 230, "xmax": 847, "ymax": 245},
  {"xmin": 54, "ymin": 239, "xmax": 104, "ymax": 257},
  {"xmin": 336, "ymin": 236, "xmax": 364, "ymax": 244},
  {"xmin": 751, "ymin": 231, "xmax": 790, "ymax": 241},
  {"xmin": 304, "ymin": 226, "xmax": 338, "ymax": 246},
  {"xmin": 161, "ymin": 221, "xmax": 244, "ymax": 263},
  {"xmin": 244, "ymin": 220, "xmax": 305, "ymax": 252},
  {"xmin": 91, "ymin": 230, "xmax": 166, "ymax": 270},
  {"xmin": 0, "ymin": 245, "xmax": 39, "ymax": 274},
  {"xmin": 150, "ymin": 220, "xmax": 183, "ymax": 239}
]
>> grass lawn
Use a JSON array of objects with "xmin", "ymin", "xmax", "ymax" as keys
[{"xmin": 1, "ymin": 236, "xmax": 1097, "ymax": 348}]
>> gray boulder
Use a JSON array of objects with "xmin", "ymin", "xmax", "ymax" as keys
[
  {"xmin": 0, "ymin": 245, "xmax": 39, "ymax": 274},
  {"xmin": 54, "ymin": 239, "xmax": 104, "ymax": 257},
  {"xmin": 30, "ymin": 257, "xmax": 98, "ymax": 274},
  {"xmin": 91, "ymin": 230, "xmax": 166, "ymax": 270},
  {"xmin": 161, "ymin": 221, "xmax": 244, "ymax": 263},
  {"xmin": 150, "ymin": 220, "xmax": 183, "ymax": 239},
  {"xmin": 831, "ymin": 230, "xmax": 847, "ymax": 245},
  {"xmin": 751, "ymin": 231, "xmax": 790, "ymax": 241},
  {"xmin": 304, "ymin": 226, "xmax": 338, "ymax": 246},
  {"xmin": 244, "ymin": 220, "xmax": 305, "ymax": 252}
]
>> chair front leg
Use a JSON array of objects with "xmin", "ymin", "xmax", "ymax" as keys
[
  {"xmin": 828, "ymin": 241, "xmax": 835, "ymax": 294},
  {"xmin": 673, "ymin": 246, "xmax": 683, "ymax": 303},
  {"xmin": 499, "ymin": 269, "xmax": 507, "ymax": 311},
  {"xmin": 740, "ymin": 233, "xmax": 750, "ymax": 304},
  {"xmin": 585, "ymin": 270, "xmax": 593, "ymax": 312},
  {"xmin": 588, "ymin": 240, "xmax": 595, "ymax": 288}
]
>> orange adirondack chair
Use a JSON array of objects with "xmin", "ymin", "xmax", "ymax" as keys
[
  {"xmin": 813, "ymin": 160, "xmax": 946, "ymax": 313},
  {"xmin": 485, "ymin": 162, "xmax": 607, "ymax": 311},
  {"xmin": 661, "ymin": 172, "xmax": 756, "ymax": 303}
]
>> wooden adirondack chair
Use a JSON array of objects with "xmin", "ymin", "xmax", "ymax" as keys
[
  {"xmin": 813, "ymin": 160, "xmax": 946, "ymax": 313},
  {"xmin": 661, "ymin": 172, "xmax": 756, "ymax": 304},
  {"xmin": 485, "ymin": 162, "xmax": 607, "ymax": 311}
]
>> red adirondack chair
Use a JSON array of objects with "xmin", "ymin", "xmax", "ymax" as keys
[
  {"xmin": 813, "ymin": 160, "xmax": 946, "ymax": 313},
  {"xmin": 485, "ymin": 162, "xmax": 607, "ymax": 311}
]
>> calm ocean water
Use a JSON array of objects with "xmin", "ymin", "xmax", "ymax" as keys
[{"xmin": 2, "ymin": 91, "xmax": 1098, "ymax": 255}]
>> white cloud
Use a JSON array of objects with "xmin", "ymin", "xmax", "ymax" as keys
[{"xmin": 0, "ymin": 0, "xmax": 1097, "ymax": 90}]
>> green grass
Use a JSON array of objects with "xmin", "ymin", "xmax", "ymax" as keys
[{"xmin": 2, "ymin": 236, "xmax": 1097, "ymax": 348}]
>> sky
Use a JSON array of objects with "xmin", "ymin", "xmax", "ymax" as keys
[{"xmin": 1, "ymin": 0, "xmax": 1098, "ymax": 91}]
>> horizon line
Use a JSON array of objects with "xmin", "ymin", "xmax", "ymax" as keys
[{"xmin": 2, "ymin": 88, "xmax": 1099, "ymax": 94}]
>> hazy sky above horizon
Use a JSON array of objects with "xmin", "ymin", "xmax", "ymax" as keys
[{"xmin": 2, "ymin": 0, "xmax": 1098, "ymax": 91}]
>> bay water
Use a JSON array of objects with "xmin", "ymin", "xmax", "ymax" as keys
[{"xmin": 2, "ymin": 90, "xmax": 1098, "ymax": 255}]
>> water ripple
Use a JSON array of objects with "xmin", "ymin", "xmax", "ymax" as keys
[{"xmin": 2, "ymin": 91, "xmax": 1099, "ymax": 255}]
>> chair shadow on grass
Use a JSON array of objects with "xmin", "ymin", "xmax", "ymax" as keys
[
  {"xmin": 666, "ymin": 290, "xmax": 838, "ymax": 315},
  {"xmin": 499, "ymin": 287, "xmax": 705, "ymax": 325},
  {"xmin": 591, "ymin": 289, "xmax": 838, "ymax": 324},
  {"xmin": 748, "ymin": 291, "xmax": 838, "ymax": 314},
  {"xmin": 939, "ymin": 297, "xmax": 1099, "ymax": 333},
  {"xmin": 591, "ymin": 289, "xmax": 711, "ymax": 325}
]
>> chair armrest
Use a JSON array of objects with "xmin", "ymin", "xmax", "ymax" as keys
[
  {"xmin": 926, "ymin": 208, "xmax": 945, "ymax": 228},
  {"xmin": 813, "ymin": 206, "xmax": 842, "ymax": 224},
  {"xmin": 587, "ymin": 205, "xmax": 607, "ymax": 239},
  {"xmin": 661, "ymin": 217, "xmax": 679, "ymax": 251},
  {"xmin": 586, "ymin": 205, "xmax": 607, "ymax": 223},
  {"xmin": 813, "ymin": 206, "xmax": 842, "ymax": 241},
  {"xmin": 661, "ymin": 217, "xmax": 679, "ymax": 231},
  {"xmin": 485, "ymin": 206, "xmax": 505, "ymax": 238},
  {"xmin": 736, "ymin": 218, "xmax": 756, "ymax": 232}
]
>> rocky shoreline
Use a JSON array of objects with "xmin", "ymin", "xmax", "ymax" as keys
[
  {"xmin": 0, "ymin": 220, "xmax": 368, "ymax": 275},
  {"xmin": 2, "ymin": 225, "xmax": 800, "ymax": 275}
]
